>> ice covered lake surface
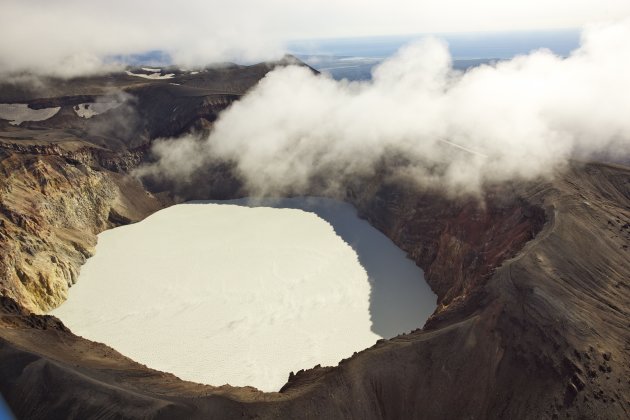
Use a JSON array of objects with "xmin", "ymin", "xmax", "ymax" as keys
[{"xmin": 51, "ymin": 197, "xmax": 436, "ymax": 392}]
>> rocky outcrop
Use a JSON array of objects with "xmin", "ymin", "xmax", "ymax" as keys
[
  {"xmin": 347, "ymin": 181, "xmax": 546, "ymax": 325},
  {"xmin": 0, "ymin": 147, "xmax": 163, "ymax": 313}
]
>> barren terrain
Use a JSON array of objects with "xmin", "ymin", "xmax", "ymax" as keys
[{"xmin": 0, "ymin": 61, "xmax": 628, "ymax": 419}]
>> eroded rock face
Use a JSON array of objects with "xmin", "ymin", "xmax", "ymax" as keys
[
  {"xmin": 0, "ymin": 147, "xmax": 163, "ymax": 312},
  {"xmin": 347, "ymin": 182, "xmax": 546, "ymax": 324}
]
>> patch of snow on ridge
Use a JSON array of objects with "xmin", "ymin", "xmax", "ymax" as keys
[
  {"xmin": 51, "ymin": 198, "xmax": 436, "ymax": 392},
  {"xmin": 0, "ymin": 104, "xmax": 60, "ymax": 125},
  {"xmin": 125, "ymin": 70, "xmax": 175, "ymax": 80},
  {"xmin": 73, "ymin": 102, "xmax": 121, "ymax": 119},
  {"xmin": 142, "ymin": 67, "xmax": 162, "ymax": 72}
]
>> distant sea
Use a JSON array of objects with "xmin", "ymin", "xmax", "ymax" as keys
[
  {"xmin": 288, "ymin": 29, "xmax": 581, "ymax": 81},
  {"xmin": 106, "ymin": 30, "xmax": 581, "ymax": 82}
]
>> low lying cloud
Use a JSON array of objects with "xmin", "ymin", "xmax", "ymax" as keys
[
  {"xmin": 138, "ymin": 20, "xmax": 630, "ymax": 196},
  {"xmin": 0, "ymin": 0, "xmax": 285, "ymax": 78},
  {"xmin": 84, "ymin": 92, "xmax": 142, "ymax": 146},
  {"xmin": 3, "ymin": 1, "xmax": 630, "ymax": 78}
]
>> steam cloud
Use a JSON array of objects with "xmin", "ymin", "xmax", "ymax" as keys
[{"xmin": 139, "ymin": 20, "xmax": 630, "ymax": 195}]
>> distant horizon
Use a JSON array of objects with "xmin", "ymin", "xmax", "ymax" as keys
[
  {"xmin": 109, "ymin": 28, "xmax": 582, "ymax": 71},
  {"xmin": 288, "ymin": 28, "xmax": 581, "ymax": 60}
]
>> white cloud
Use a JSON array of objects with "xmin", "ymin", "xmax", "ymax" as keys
[{"xmin": 137, "ymin": 20, "xmax": 630, "ymax": 195}]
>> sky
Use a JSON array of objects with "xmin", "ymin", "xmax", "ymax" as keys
[{"xmin": 1, "ymin": 0, "xmax": 630, "ymax": 76}]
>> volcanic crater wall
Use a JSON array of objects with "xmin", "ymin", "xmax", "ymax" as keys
[
  {"xmin": 0, "ymin": 150, "xmax": 629, "ymax": 419},
  {"xmin": 0, "ymin": 61, "xmax": 628, "ymax": 418}
]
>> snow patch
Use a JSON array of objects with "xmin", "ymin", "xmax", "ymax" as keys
[
  {"xmin": 125, "ymin": 70, "xmax": 175, "ymax": 80},
  {"xmin": 0, "ymin": 103, "xmax": 60, "ymax": 125},
  {"xmin": 73, "ymin": 102, "xmax": 121, "ymax": 119}
]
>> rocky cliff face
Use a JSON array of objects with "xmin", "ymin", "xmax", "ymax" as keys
[
  {"xmin": 0, "ymin": 144, "xmax": 163, "ymax": 312},
  {"xmin": 347, "ymin": 181, "xmax": 546, "ymax": 323}
]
